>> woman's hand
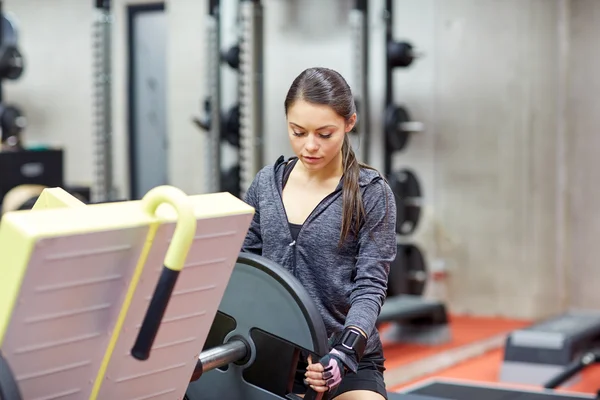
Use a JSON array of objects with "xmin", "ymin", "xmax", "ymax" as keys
[
  {"xmin": 304, "ymin": 352, "xmax": 344, "ymax": 393},
  {"xmin": 305, "ymin": 354, "xmax": 328, "ymax": 392}
]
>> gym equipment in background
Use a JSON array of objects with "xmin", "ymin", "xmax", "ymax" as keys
[
  {"xmin": 0, "ymin": 104, "xmax": 26, "ymax": 150},
  {"xmin": 237, "ymin": 0, "xmax": 264, "ymax": 197},
  {"xmin": 400, "ymin": 378, "xmax": 598, "ymax": 400},
  {"xmin": 544, "ymin": 348, "xmax": 600, "ymax": 390},
  {"xmin": 92, "ymin": 0, "xmax": 115, "ymax": 202},
  {"xmin": 0, "ymin": 5, "xmax": 26, "ymax": 151},
  {"xmin": 387, "ymin": 243, "xmax": 428, "ymax": 297},
  {"xmin": 388, "ymin": 168, "xmax": 422, "ymax": 236},
  {"xmin": 349, "ymin": 0, "xmax": 370, "ymax": 163},
  {"xmin": 378, "ymin": 294, "xmax": 449, "ymax": 345},
  {"xmin": 194, "ymin": 0, "xmax": 223, "ymax": 194},
  {"xmin": 0, "ymin": 8, "xmax": 24, "ymax": 83},
  {"xmin": 500, "ymin": 311, "xmax": 600, "ymax": 387},
  {"xmin": 376, "ymin": 1, "xmax": 450, "ymax": 347},
  {"xmin": 382, "ymin": 0, "xmax": 423, "ymax": 176},
  {"xmin": 0, "ymin": 149, "xmax": 63, "ymax": 212},
  {"xmin": 194, "ymin": 0, "xmax": 264, "ymax": 199}
]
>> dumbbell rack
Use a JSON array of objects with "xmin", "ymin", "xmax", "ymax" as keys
[
  {"xmin": 349, "ymin": 0, "xmax": 370, "ymax": 163},
  {"xmin": 383, "ymin": 0, "xmax": 427, "ymax": 298},
  {"xmin": 92, "ymin": 0, "xmax": 115, "ymax": 202},
  {"xmin": 194, "ymin": 0, "xmax": 264, "ymax": 199}
]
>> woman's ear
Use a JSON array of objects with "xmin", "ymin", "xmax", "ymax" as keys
[{"xmin": 345, "ymin": 113, "xmax": 357, "ymax": 133}]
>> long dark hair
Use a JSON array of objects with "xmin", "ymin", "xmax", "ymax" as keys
[{"xmin": 284, "ymin": 67, "xmax": 379, "ymax": 246}]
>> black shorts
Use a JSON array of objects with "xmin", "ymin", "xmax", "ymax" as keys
[{"xmin": 292, "ymin": 350, "xmax": 388, "ymax": 399}]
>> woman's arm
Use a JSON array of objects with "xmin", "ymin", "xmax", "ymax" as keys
[
  {"xmin": 241, "ymin": 171, "xmax": 264, "ymax": 255},
  {"xmin": 344, "ymin": 178, "xmax": 397, "ymax": 338}
]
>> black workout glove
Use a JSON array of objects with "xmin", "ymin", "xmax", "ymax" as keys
[{"xmin": 316, "ymin": 327, "xmax": 367, "ymax": 390}]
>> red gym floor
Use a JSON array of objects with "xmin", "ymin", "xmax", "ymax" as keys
[{"xmin": 382, "ymin": 315, "xmax": 600, "ymax": 395}]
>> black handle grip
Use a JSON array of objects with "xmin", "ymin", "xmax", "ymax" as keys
[
  {"xmin": 544, "ymin": 358, "xmax": 586, "ymax": 389},
  {"xmin": 131, "ymin": 266, "xmax": 180, "ymax": 360},
  {"xmin": 303, "ymin": 387, "xmax": 324, "ymax": 400}
]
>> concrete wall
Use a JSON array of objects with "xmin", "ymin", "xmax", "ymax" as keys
[
  {"xmin": 565, "ymin": 0, "xmax": 600, "ymax": 311},
  {"xmin": 392, "ymin": 0, "xmax": 566, "ymax": 319},
  {"xmin": 4, "ymin": 0, "xmax": 599, "ymax": 319}
]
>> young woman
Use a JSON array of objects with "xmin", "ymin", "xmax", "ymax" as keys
[{"xmin": 242, "ymin": 67, "xmax": 397, "ymax": 400}]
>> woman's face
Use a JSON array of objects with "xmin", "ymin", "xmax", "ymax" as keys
[{"xmin": 286, "ymin": 100, "xmax": 356, "ymax": 172}]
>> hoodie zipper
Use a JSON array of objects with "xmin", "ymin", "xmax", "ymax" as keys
[
  {"xmin": 277, "ymin": 177, "xmax": 341, "ymax": 277},
  {"xmin": 286, "ymin": 192, "xmax": 339, "ymax": 276}
]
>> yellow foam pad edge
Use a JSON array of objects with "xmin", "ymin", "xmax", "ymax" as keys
[{"xmin": 0, "ymin": 189, "xmax": 254, "ymax": 347}]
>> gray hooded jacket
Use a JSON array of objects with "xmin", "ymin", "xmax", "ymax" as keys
[{"xmin": 242, "ymin": 156, "xmax": 397, "ymax": 359}]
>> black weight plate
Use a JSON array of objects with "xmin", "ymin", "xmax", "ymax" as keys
[
  {"xmin": 221, "ymin": 104, "xmax": 240, "ymax": 148},
  {"xmin": 387, "ymin": 244, "xmax": 428, "ymax": 297},
  {"xmin": 390, "ymin": 169, "xmax": 421, "ymax": 198},
  {"xmin": 186, "ymin": 252, "xmax": 329, "ymax": 400},
  {"xmin": 389, "ymin": 170, "xmax": 422, "ymax": 235},
  {"xmin": 0, "ymin": 351, "xmax": 22, "ymax": 400},
  {"xmin": 0, "ymin": 46, "xmax": 24, "ymax": 81},
  {"xmin": 2, "ymin": 15, "xmax": 18, "ymax": 47},
  {"xmin": 396, "ymin": 203, "xmax": 421, "ymax": 235},
  {"xmin": 387, "ymin": 40, "xmax": 415, "ymax": 69},
  {"xmin": 385, "ymin": 104, "xmax": 411, "ymax": 152},
  {"xmin": 220, "ymin": 164, "xmax": 241, "ymax": 198}
]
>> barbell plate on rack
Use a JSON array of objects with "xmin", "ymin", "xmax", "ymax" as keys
[
  {"xmin": 384, "ymin": 104, "xmax": 424, "ymax": 152},
  {"xmin": 185, "ymin": 252, "xmax": 329, "ymax": 400},
  {"xmin": 389, "ymin": 169, "xmax": 422, "ymax": 235},
  {"xmin": 220, "ymin": 164, "xmax": 241, "ymax": 198},
  {"xmin": 387, "ymin": 244, "xmax": 428, "ymax": 297}
]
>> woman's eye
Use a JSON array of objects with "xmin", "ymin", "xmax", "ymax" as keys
[
  {"xmin": 293, "ymin": 131, "xmax": 304, "ymax": 136},
  {"xmin": 319, "ymin": 133, "xmax": 332, "ymax": 139}
]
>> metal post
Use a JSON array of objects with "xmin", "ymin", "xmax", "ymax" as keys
[
  {"xmin": 203, "ymin": 0, "xmax": 222, "ymax": 194},
  {"xmin": 350, "ymin": 0, "xmax": 370, "ymax": 163},
  {"xmin": 383, "ymin": 0, "xmax": 393, "ymax": 177},
  {"xmin": 92, "ymin": 0, "xmax": 114, "ymax": 202},
  {"xmin": 238, "ymin": 0, "xmax": 264, "ymax": 197}
]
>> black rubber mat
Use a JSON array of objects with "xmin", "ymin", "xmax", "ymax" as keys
[{"xmin": 404, "ymin": 381, "xmax": 597, "ymax": 399}]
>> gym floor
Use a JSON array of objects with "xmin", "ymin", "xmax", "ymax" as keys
[{"xmin": 382, "ymin": 315, "xmax": 600, "ymax": 395}]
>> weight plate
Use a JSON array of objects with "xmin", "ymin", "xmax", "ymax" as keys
[
  {"xmin": 384, "ymin": 104, "xmax": 411, "ymax": 152},
  {"xmin": 389, "ymin": 170, "xmax": 422, "ymax": 235},
  {"xmin": 220, "ymin": 164, "xmax": 241, "ymax": 198},
  {"xmin": 221, "ymin": 104, "xmax": 240, "ymax": 148},
  {"xmin": 387, "ymin": 244, "xmax": 428, "ymax": 297},
  {"xmin": 186, "ymin": 252, "xmax": 329, "ymax": 400},
  {"xmin": 0, "ymin": 46, "xmax": 24, "ymax": 81},
  {"xmin": 387, "ymin": 40, "xmax": 415, "ymax": 69},
  {"xmin": 2, "ymin": 15, "xmax": 18, "ymax": 47},
  {"xmin": 0, "ymin": 351, "xmax": 22, "ymax": 400}
]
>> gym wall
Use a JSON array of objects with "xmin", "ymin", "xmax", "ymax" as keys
[
  {"xmin": 3, "ymin": 0, "xmax": 599, "ymax": 320},
  {"xmin": 564, "ymin": 0, "xmax": 600, "ymax": 314}
]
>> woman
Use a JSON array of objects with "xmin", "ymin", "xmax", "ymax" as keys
[{"xmin": 242, "ymin": 67, "xmax": 397, "ymax": 400}]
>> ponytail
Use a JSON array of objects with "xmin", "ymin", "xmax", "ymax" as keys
[{"xmin": 339, "ymin": 135, "xmax": 365, "ymax": 247}]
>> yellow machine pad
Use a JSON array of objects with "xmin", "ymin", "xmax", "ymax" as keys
[{"xmin": 0, "ymin": 187, "xmax": 254, "ymax": 400}]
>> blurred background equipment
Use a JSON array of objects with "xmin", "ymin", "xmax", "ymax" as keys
[
  {"xmin": 349, "ymin": 0, "xmax": 370, "ymax": 163},
  {"xmin": 92, "ymin": 0, "xmax": 115, "ymax": 202}
]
